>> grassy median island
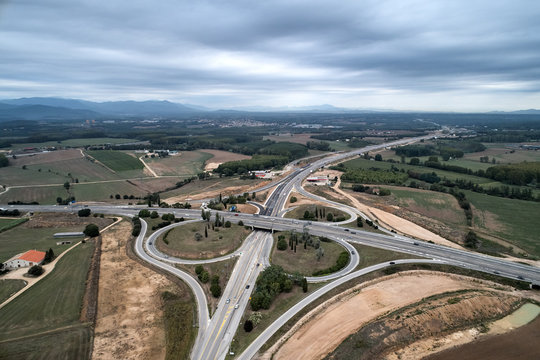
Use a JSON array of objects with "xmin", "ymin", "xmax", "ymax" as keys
[
  {"xmin": 284, "ymin": 204, "xmax": 350, "ymax": 222},
  {"xmin": 271, "ymin": 231, "xmax": 347, "ymax": 276},
  {"xmin": 157, "ymin": 222, "xmax": 251, "ymax": 259},
  {"xmin": 0, "ymin": 241, "xmax": 95, "ymax": 359}
]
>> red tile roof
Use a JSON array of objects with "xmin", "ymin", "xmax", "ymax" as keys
[{"xmin": 18, "ymin": 250, "xmax": 46, "ymax": 263}]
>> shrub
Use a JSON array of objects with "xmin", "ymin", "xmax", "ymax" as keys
[
  {"xmin": 28, "ymin": 265, "xmax": 44, "ymax": 276},
  {"xmin": 83, "ymin": 224, "xmax": 100, "ymax": 237},
  {"xmin": 290, "ymin": 196, "xmax": 297, "ymax": 203},
  {"xmin": 244, "ymin": 320, "xmax": 253, "ymax": 332},
  {"xmin": 210, "ymin": 283, "xmax": 222, "ymax": 298},
  {"xmin": 224, "ymin": 221, "xmax": 231, "ymax": 228},
  {"xmin": 77, "ymin": 208, "xmax": 91, "ymax": 217},
  {"xmin": 277, "ymin": 238, "xmax": 288, "ymax": 251}
]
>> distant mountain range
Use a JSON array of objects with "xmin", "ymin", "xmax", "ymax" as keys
[
  {"xmin": 0, "ymin": 97, "xmax": 539, "ymax": 120},
  {"xmin": 0, "ymin": 97, "xmax": 202, "ymax": 120}
]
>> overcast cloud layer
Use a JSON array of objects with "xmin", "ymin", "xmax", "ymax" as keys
[{"xmin": 1, "ymin": 0, "xmax": 540, "ymax": 111}]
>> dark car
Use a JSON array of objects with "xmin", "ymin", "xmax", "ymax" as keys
[
  {"xmin": 246, "ymin": 285, "xmax": 250, "ymax": 289},
  {"xmin": 389, "ymin": 261, "xmax": 395, "ymax": 265}
]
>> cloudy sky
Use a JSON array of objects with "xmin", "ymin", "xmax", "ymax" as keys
[{"xmin": 1, "ymin": 0, "xmax": 539, "ymax": 111}]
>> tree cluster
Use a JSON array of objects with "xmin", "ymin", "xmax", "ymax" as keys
[{"xmin": 250, "ymin": 265, "xmax": 305, "ymax": 311}]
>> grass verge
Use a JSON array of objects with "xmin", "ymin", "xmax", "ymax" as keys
[{"xmin": 161, "ymin": 290, "xmax": 196, "ymax": 360}]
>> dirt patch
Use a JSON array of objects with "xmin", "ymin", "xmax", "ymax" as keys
[
  {"xmin": 128, "ymin": 177, "xmax": 179, "ymax": 194},
  {"xmin": 236, "ymin": 203, "xmax": 258, "ymax": 214},
  {"xmin": 266, "ymin": 272, "xmax": 502, "ymax": 360},
  {"xmin": 165, "ymin": 182, "xmax": 264, "ymax": 204},
  {"xmin": 200, "ymin": 149, "xmax": 251, "ymax": 171},
  {"xmin": 285, "ymin": 191, "xmax": 329, "ymax": 209},
  {"xmin": 93, "ymin": 220, "xmax": 171, "ymax": 360}
]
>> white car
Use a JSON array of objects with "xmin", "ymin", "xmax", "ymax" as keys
[
  {"xmin": 226, "ymin": 298, "xmax": 230, "ymax": 304},
  {"xmin": 234, "ymin": 304, "xmax": 239, "ymax": 309}
]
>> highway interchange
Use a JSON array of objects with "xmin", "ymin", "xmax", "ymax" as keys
[{"xmin": 4, "ymin": 133, "xmax": 540, "ymax": 359}]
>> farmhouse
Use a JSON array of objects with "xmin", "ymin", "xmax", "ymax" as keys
[{"xmin": 3, "ymin": 250, "xmax": 46, "ymax": 269}]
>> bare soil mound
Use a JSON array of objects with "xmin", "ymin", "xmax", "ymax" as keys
[
  {"xmin": 93, "ymin": 220, "xmax": 171, "ymax": 360},
  {"xmin": 267, "ymin": 272, "xmax": 511, "ymax": 360}
]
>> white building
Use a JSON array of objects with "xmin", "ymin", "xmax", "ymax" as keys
[{"xmin": 3, "ymin": 250, "xmax": 46, "ymax": 269}]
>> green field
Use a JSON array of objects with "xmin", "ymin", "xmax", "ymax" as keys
[
  {"xmin": 0, "ymin": 166, "xmax": 69, "ymax": 186},
  {"xmin": 27, "ymin": 157, "xmax": 120, "ymax": 182},
  {"xmin": 466, "ymin": 191, "xmax": 540, "ymax": 258},
  {"xmin": 0, "ymin": 218, "xmax": 27, "ymax": 233},
  {"xmin": 284, "ymin": 204, "xmax": 350, "ymax": 222},
  {"xmin": 146, "ymin": 151, "xmax": 213, "ymax": 176},
  {"xmin": 342, "ymin": 158, "xmax": 497, "ymax": 184},
  {"xmin": 86, "ymin": 150, "xmax": 144, "ymax": 172},
  {"xmin": 0, "ymin": 185, "xmax": 69, "ymax": 205},
  {"xmin": 71, "ymin": 180, "xmax": 145, "ymax": 202},
  {"xmin": 0, "ymin": 241, "xmax": 94, "ymax": 360},
  {"xmin": 389, "ymin": 187, "xmax": 466, "ymax": 227},
  {"xmin": 0, "ymin": 279, "xmax": 27, "ymax": 303},
  {"xmin": 464, "ymin": 144, "xmax": 540, "ymax": 164},
  {"xmin": 271, "ymin": 232, "xmax": 346, "ymax": 276},
  {"xmin": 9, "ymin": 137, "xmax": 141, "ymax": 150},
  {"xmin": 157, "ymin": 222, "xmax": 250, "ymax": 259}
]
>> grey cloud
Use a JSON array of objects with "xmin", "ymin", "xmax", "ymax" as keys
[{"xmin": 1, "ymin": 0, "xmax": 540, "ymax": 110}]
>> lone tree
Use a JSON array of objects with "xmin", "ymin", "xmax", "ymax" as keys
[
  {"xmin": 301, "ymin": 277, "xmax": 308, "ymax": 293},
  {"xmin": 83, "ymin": 224, "xmax": 100, "ymax": 237},
  {"xmin": 244, "ymin": 319, "xmax": 253, "ymax": 332}
]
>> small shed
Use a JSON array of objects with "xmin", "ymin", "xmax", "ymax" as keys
[{"xmin": 54, "ymin": 232, "xmax": 84, "ymax": 238}]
